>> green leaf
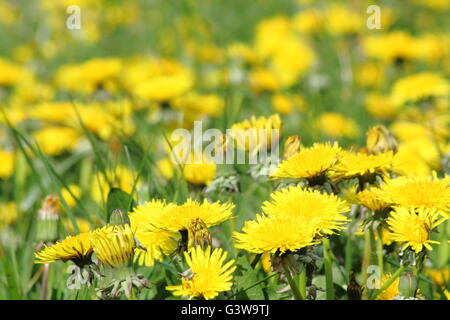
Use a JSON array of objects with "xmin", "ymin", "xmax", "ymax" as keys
[{"xmin": 232, "ymin": 253, "xmax": 265, "ymax": 300}]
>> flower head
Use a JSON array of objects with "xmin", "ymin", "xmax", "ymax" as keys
[
  {"xmin": 262, "ymin": 186, "xmax": 350, "ymax": 236},
  {"xmin": 234, "ymin": 214, "xmax": 318, "ymax": 254},
  {"xmin": 330, "ymin": 151, "xmax": 393, "ymax": 182},
  {"xmin": 166, "ymin": 246, "xmax": 236, "ymax": 300},
  {"xmin": 142, "ymin": 198, "xmax": 234, "ymax": 234},
  {"xmin": 377, "ymin": 273, "xmax": 400, "ymax": 300},
  {"xmin": 91, "ymin": 224, "xmax": 135, "ymax": 268},
  {"xmin": 386, "ymin": 206, "xmax": 443, "ymax": 253},
  {"xmin": 35, "ymin": 232, "xmax": 93, "ymax": 265},
  {"xmin": 271, "ymin": 142, "xmax": 341, "ymax": 180},
  {"xmin": 378, "ymin": 174, "xmax": 450, "ymax": 217}
]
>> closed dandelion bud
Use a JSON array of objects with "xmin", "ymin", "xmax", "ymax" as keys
[
  {"xmin": 36, "ymin": 194, "xmax": 60, "ymax": 242},
  {"xmin": 283, "ymin": 135, "xmax": 301, "ymax": 159},
  {"xmin": 188, "ymin": 218, "xmax": 212, "ymax": 250},
  {"xmin": 366, "ymin": 125, "xmax": 398, "ymax": 155},
  {"xmin": 399, "ymin": 273, "xmax": 417, "ymax": 298},
  {"xmin": 109, "ymin": 209, "xmax": 130, "ymax": 226}
]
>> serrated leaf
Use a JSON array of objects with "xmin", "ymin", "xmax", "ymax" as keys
[{"xmin": 232, "ymin": 254, "xmax": 265, "ymax": 300}]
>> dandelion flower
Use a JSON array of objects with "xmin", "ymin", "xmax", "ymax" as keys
[
  {"xmin": 386, "ymin": 207, "xmax": 443, "ymax": 253},
  {"xmin": 135, "ymin": 198, "xmax": 234, "ymax": 234},
  {"xmin": 378, "ymin": 174, "xmax": 450, "ymax": 217},
  {"xmin": 262, "ymin": 186, "xmax": 350, "ymax": 236},
  {"xmin": 330, "ymin": 151, "xmax": 393, "ymax": 182},
  {"xmin": 129, "ymin": 200, "xmax": 178, "ymax": 266},
  {"xmin": 0, "ymin": 150, "xmax": 14, "ymax": 179},
  {"xmin": 271, "ymin": 142, "xmax": 341, "ymax": 181},
  {"xmin": 391, "ymin": 72, "xmax": 450, "ymax": 106},
  {"xmin": 166, "ymin": 246, "xmax": 236, "ymax": 300},
  {"xmin": 377, "ymin": 273, "xmax": 400, "ymax": 300},
  {"xmin": 91, "ymin": 224, "xmax": 135, "ymax": 268},
  {"xmin": 234, "ymin": 214, "xmax": 318, "ymax": 254},
  {"xmin": 35, "ymin": 232, "xmax": 93, "ymax": 265}
]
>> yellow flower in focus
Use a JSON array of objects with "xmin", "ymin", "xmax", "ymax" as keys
[
  {"xmin": 35, "ymin": 232, "xmax": 93, "ymax": 265},
  {"xmin": 91, "ymin": 224, "xmax": 135, "ymax": 268},
  {"xmin": 386, "ymin": 206, "xmax": 443, "ymax": 253},
  {"xmin": 343, "ymin": 186, "xmax": 390, "ymax": 212},
  {"xmin": 271, "ymin": 142, "xmax": 341, "ymax": 180},
  {"xmin": 391, "ymin": 73, "xmax": 450, "ymax": 106},
  {"xmin": 129, "ymin": 200, "xmax": 178, "ymax": 266},
  {"xmin": 377, "ymin": 274, "xmax": 400, "ymax": 300},
  {"xmin": 234, "ymin": 214, "xmax": 318, "ymax": 254},
  {"xmin": 136, "ymin": 198, "xmax": 234, "ymax": 234},
  {"xmin": 330, "ymin": 151, "xmax": 393, "ymax": 182},
  {"xmin": 378, "ymin": 174, "xmax": 450, "ymax": 217},
  {"xmin": 33, "ymin": 126, "xmax": 81, "ymax": 156},
  {"xmin": 166, "ymin": 246, "xmax": 236, "ymax": 300},
  {"xmin": 0, "ymin": 150, "xmax": 14, "ymax": 179},
  {"xmin": 316, "ymin": 113, "xmax": 359, "ymax": 139},
  {"xmin": 262, "ymin": 186, "xmax": 350, "ymax": 236}
]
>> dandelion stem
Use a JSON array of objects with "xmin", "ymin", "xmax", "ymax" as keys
[
  {"xmin": 323, "ymin": 238, "xmax": 335, "ymax": 300},
  {"xmin": 298, "ymin": 264, "xmax": 307, "ymax": 300},
  {"xmin": 282, "ymin": 264, "xmax": 302, "ymax": 300},
  {"xmin": 372, "ymin": 265, "xmax": 407, "ymax": 300},
  {"xmin": 376, "ymin": 228, "xmax": 384, "ymax": 277}
]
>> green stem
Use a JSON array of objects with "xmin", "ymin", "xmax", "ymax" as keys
[
  {"xmin": 371, "ymin": 265, "xmax": 407, "ymax": 300},
  {"xmin": 376, "ymin": 228, "xmax": 384, "ymax": 277},
  {"xmin": 323, "ymin": 238, "xmax": 335, "ymax": 300},
  {"xmin": 344, "ymin": 232, "xmax": 353, "ymax": 279},
  {"xmin": 282, "ymin": 264, "xmax": 302, "ymax": 300},
  {"xmin": 361, "ymin": 230, "xmax": 372, "ymax": 299},
  {"xmin": 298, "ymin": 264, "xmax": 307, "ymax": 300}
]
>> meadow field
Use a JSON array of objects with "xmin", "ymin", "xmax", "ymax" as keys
[{"xmin": 0, "ymin": 0, "xmax": 449, "ymax": 301}]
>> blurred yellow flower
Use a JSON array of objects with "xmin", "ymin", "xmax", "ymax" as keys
[
  {"xmin": 316, "ymin": 112, "xmax": 359, "ymax": 139},
  {"xmin": 0, "ymin": 150, "xmax": 14, "ymax": 179}
]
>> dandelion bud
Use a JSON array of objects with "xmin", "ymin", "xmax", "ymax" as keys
[
  {"xmin": 109, "ymin": 209, "xmax": 131, "ymax": 226},
  {"xmin": 188, "ymin": 218, "xmax": 212, "ymax": 250},
  {"xmin": 399, "ymin": 272, "xmax": 417, "ymax": 298},
  {"xmin": 36, "ymin": 194, "xmax": 60, "ymax": 242},
  {"xmin": 366, "ymin": 125, "xmax": 398, "ymax": 155},
  {"xmin": 283, "ymin": 135, "xmax": 301, "ymax": 159}
]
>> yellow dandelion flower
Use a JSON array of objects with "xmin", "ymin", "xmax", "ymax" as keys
[
  {"xmin": 378, "ymin": 174, "xmax": 450, "ymax": 217},
  {"xmin": 234, "ymin": 214, "xmax": 318, "ymax": 254},
  {"xmin": 271, "ymin": 142, "xmax": 341, "ymax": 180},
  {"xmin": 391, "ymin": 72, "xmax": 450, "ymax": 106},
  {"xmin": 230, "ymin": 114, "xmax": 282, "ymax": 154},
  {"xmin": 0, "ymin": 150, "xmax": 14, "ymax": 180},
  {"xmin": 386, "ymin": 207, "xmax": 443, "ymax": 253},
  {"xmin": 316, "ymin": 112, "xmax": 359, "ymax": 139},
  {"xmin": 427, "ymin": 268, "xmax": 450, "ymax": 287},
  {"xmin": 366, "ymin": 125, "xmax": 398, "ymax": 155},
  {"xmin": 0, "ymin": 202, "xmax": 18, "ymax": 230},
  {"xmin": 129, "ymin": 200, "xmax": 178, "ymax": 266},
  {"xmin": 166, "ymin": 246, "xmax": 236, "ymax": 300},
  {"xmin": 363, "ymin": 31, "xmax": 419, "ymax": 62},
  {"xmin": 365, "ymin": 93, "xmax": 400, "ymax": 120},
  {"xmin": 35, "ymin": 232, "xmax": 93, "ymax": 265},
  {"xmin": 262, "ymin": 186, "xmax": 350, "ymax": 236},
  {"xmin": 330, "ymin": 151, "xmax": 393, "ymax": 182},
  {"xmin": 33, "ymin": 126, "xmax": 81, "ymax": 156},
  {"xmin": 143, "ymin": 198, "xmax": 234, "ymax": 233},
  {"xmin": 183, "ymin": 154, "xmax": 217, "ymax": 186},
  {"xmin": 60, "ymin": 184, "xmax": 81, "ymax": 208},
  {"xmin": 377, "ymin": 273, "xmax": 400, "ymax": 300},
  {"xmin": 343, "ymin": 186, "xmax": 390, "ymax": 212},
  {"xmin": 91, "ymin": 224, "xmax": 135, "ymax": 268}
]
